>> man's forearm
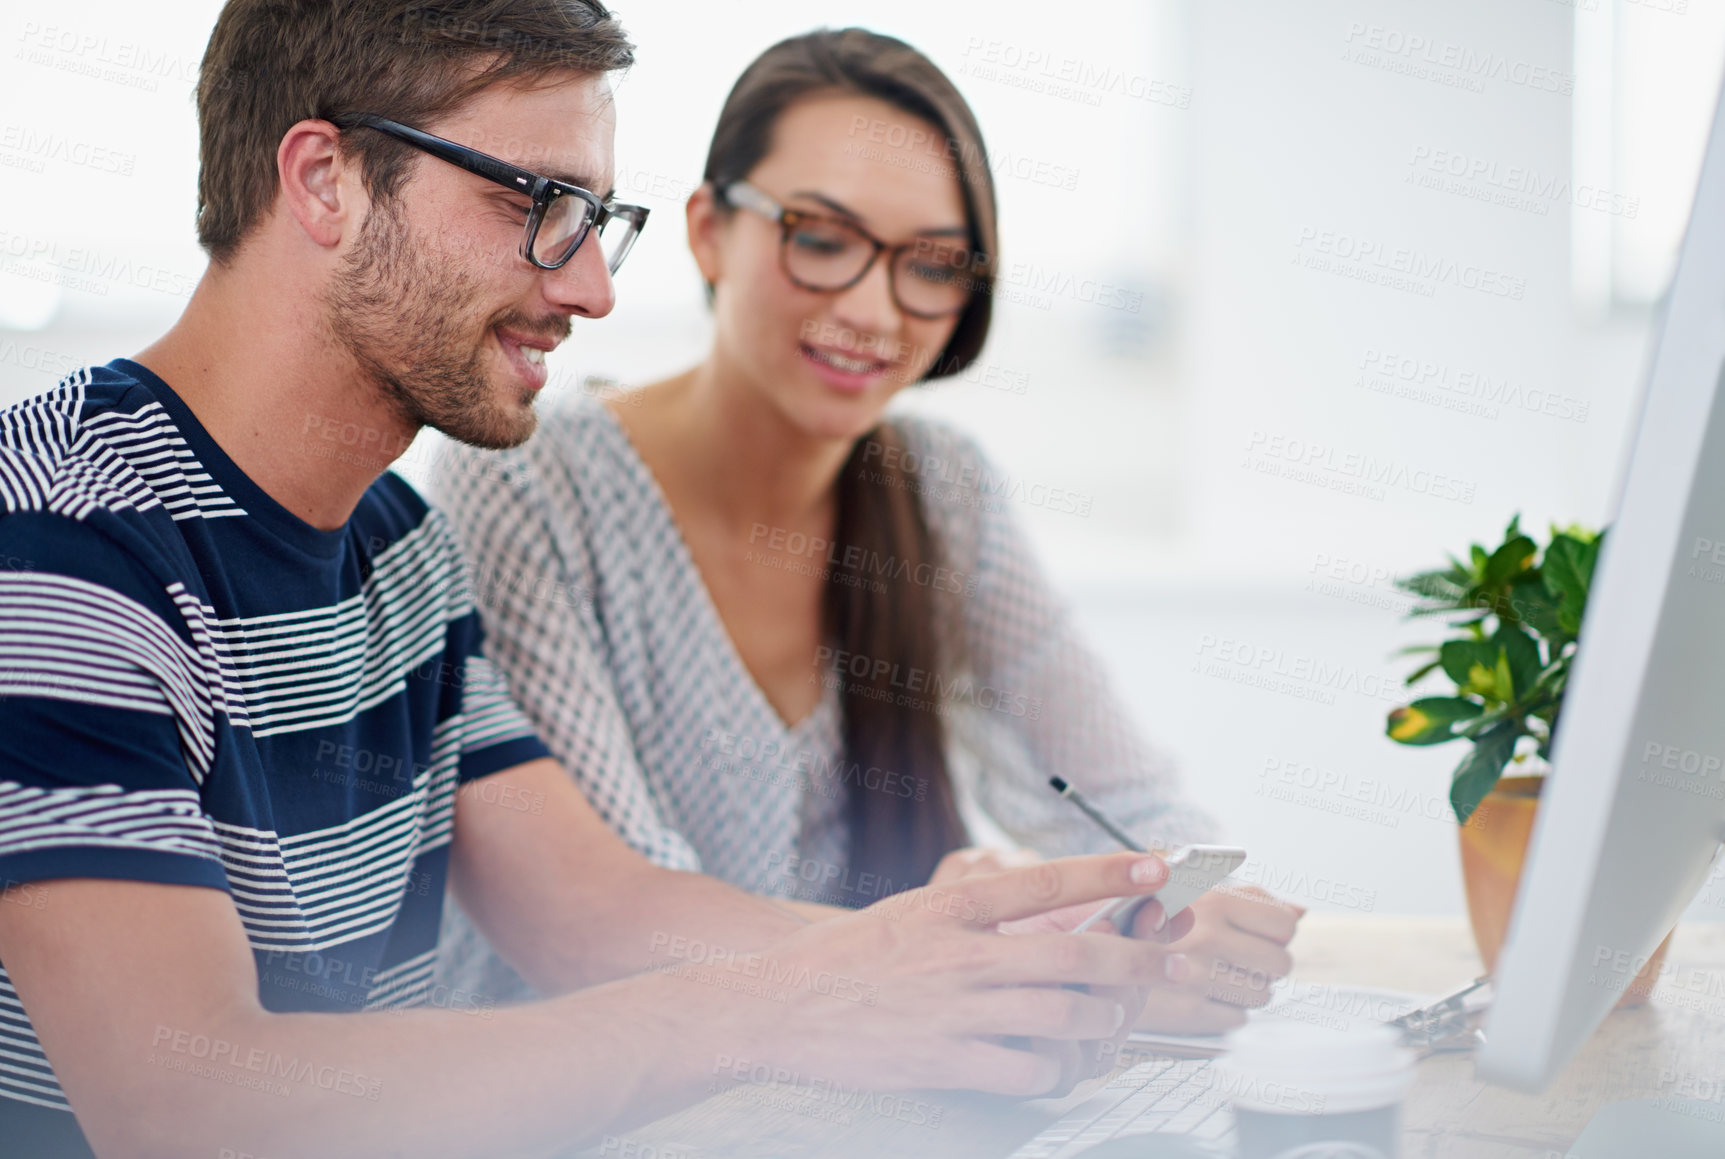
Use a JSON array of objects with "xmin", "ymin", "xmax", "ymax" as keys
[
  {"xmin": 516, "ymin": 861, "xmax": 817, "ymax": 994},
  {"xmin": 451, "ymin": 760, "xmax": 818, "ymax": 997},
  {"xmin": 124, "ymin": 967, "xmax": 734, "ymax": 1159},
  {"xmin": 773, "ymin": 897, "xmax": 847, "ymax": 922}
]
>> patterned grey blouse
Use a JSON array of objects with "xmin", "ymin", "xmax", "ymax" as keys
[{"xmin": 429, "ymin": 395, "xmax": 1218, "ymax": 1001}]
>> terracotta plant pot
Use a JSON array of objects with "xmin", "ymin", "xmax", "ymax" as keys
[{"xmin": 1458, "ymin": 773, "xmax": 1671, "ymax": 1009}]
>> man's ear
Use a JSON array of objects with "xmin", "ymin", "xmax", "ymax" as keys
[
  {"xmin": 685, "ymin": 182, "xmax": 726, "ymax": 288},
  {"xmin": 276, "ymin": 119, "xmax": 359, "ymax": 249}
]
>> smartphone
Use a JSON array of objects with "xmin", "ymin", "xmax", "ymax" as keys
[{"xmin": 1071, "ymin": 844, "xmax": 1249, "ymax": 934}]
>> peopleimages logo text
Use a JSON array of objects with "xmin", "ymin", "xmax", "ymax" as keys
[{"xmin": 1293, "ymin": 227, "xmax": 1526, "ymax": 300}]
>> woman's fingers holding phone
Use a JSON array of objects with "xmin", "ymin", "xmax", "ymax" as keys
[
  {"xmin": 1185, "ymin": 925, "xmax": 1294, "ymax": 1008},
  {"xmin": 1133, "ymin": 984, "xmax": 1251, "ymax": 1035},
  {"xmin": 1214, "ymin": 884, "xmax": 1305, "ymax": 943},
  {"xmin": 1125, "ymin": 898, "xmax": 1196, "ymax": 944},
  {"xmin": 1155, "ymin": 894, "xmax": 1296, "ymax": 1010}
]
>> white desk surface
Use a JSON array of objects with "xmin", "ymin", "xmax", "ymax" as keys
[{"xmin": 570, "ymin": 914, "xmax": 1725, "ymax": 1159}]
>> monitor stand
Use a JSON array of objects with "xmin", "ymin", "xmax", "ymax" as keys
[{"xmin": 1566, "ymin": 1098, "xmax": 1725, "ymax": 1157}]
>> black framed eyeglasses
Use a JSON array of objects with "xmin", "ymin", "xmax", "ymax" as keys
[
  {"xmin": 331, "ymin": 113, "xmax": 649, "ymax": 274},
  {"xmin": 721, "ymin": 181, "xmax": 982, "ymax": 320}
]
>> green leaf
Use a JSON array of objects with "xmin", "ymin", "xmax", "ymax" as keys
[
  {"xmin": 1396, "ymin": 565, "xmax": 1459, "ymax": 590},
  {"xmin": 1520, "ymin": 659, "xmax": 1568, "ymax": 707},
  {"xmin": 1451, "ymin": 724, "xmax": 1520, "ymax": 824},
  {"xmin": 1440, "ymin": 640, "xmax": 1497, "ymax": 690},
  {"xmin": 1403, "ymin": 659, "xmax": 1444, "ymax": 685},
  {"xmin": 1483, "ymin": 535, "xmax": 1538, "ymax": 588},
  {"xmin": 1395, "ymin": 566, "xmax": 1470, "ymax": 606},
  {"xmin": 1493, "ymin": 624, "xmax": 1542, "ymax": 700},
  {"xmin": 1492, "ymin": 650, "xmax": 1515, "ymax": 701},
  {"xmin": 1543, "ymin": 534, "xmax": 1601, "ymax": 636},
  {"xmin": 1454, "ymin": 704, "xmax": 1512, "ymax": 740},
  {"xmin": 1387, "ymin": 697, "xmax": 1485, "ymax": 745},
  {"xmin": 1550, "ymin": 521, "xmax": 1599, "ymax": 545},
  {"xmin": 1508, "ymin": 577, "xmax": 1563, "ymax": 640},
  {"xmin": 1403, "ymin": 605, "xmax": 1469, "ymax": 620}
]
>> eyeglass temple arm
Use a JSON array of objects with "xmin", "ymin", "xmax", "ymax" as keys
[
  {"xmin": 333, "ymin": 113, "xmax": 541, "ymax": 196},
  {"xmin": 722, "ymin": 180, "xmax": 784, "ymax": 221}
]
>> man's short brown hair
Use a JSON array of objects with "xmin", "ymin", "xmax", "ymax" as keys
[{"xmin": 195, "ymin": 0, "xmax": 635, "ymax": 263}]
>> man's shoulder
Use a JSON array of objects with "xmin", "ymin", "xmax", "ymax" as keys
[
  {"xmin": 0, "ymin": 362, "xmax": 170, "ymax": 515},
  {"xmin": 0, "ymin": 358, "xmax": 257, "ymax": 534},
  {"xmin": 0, "ymin": 363, "xmax": 199, "ymax": 595}
]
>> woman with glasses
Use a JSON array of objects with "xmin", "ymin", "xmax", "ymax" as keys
[{"xmin": 431, "ymin": 28, "xmax": 1302, "ymax": 1032}]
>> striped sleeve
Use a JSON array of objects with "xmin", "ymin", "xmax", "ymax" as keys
[
  {"xmin": 448, "ymin": 616, "xmax": 553, "ymax": 784},
  {"xmin": 0, "ymin": 514, "xmax": 226, "ymax": 891}
]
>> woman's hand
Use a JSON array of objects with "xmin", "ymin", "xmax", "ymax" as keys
[{"xmin": 1131, "ymin": 885, "xmax": 1305, "ymax": 1034}]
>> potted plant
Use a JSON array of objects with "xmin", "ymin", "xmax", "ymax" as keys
[{"xmin": 1385, "ymin": 516, "xmax": 1668, "ymax": 1005}]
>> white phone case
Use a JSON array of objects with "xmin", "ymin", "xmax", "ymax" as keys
[{"xmin": 1071, "ymin": 844, "xmax": 1248, "ymax": 934}]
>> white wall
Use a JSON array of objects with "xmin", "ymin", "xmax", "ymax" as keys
[{"xmin": 1056, "ymin": 0, "xmax": 1723, "ymax": 919}]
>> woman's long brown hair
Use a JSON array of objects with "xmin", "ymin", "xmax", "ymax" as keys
[{"xmin": 701, "ymin": 28, "xmax": 1001, "ymax": 897}]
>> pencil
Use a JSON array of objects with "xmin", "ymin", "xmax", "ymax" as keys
[{"xmin": 1048, "ymin": 776, "xmax": 1147, "ymax": 853}]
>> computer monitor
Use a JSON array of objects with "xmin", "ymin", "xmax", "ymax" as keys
[{"xmin": 1474, "ymin": 69, "xmax": 1725, "ymax": 1097}]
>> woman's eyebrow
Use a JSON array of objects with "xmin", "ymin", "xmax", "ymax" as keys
[
  {"xmin": 788, "ymin": 189, "xmax": 967, "ymax": 235},
  {"xmin": 788, "ymin": 189, "xmax": 862, "ymax": 218}
]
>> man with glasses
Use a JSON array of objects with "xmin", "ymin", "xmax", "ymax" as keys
[
  {"xmin": 0, "ymin": 3, "xmax": 1189, "ymax": 1157},
  {"xmin": 331, "ymin": 112, "xmax": 651, "ymax": 277}
]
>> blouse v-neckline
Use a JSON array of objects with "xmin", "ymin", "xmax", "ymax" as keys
[{"xmin": 591, "ymin": 398, "xmax": 836, "ymax": 739}]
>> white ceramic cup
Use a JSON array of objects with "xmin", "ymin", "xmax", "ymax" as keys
[{"xmin": 1216, "ymin": 1021, "xmax": 1417, "ymax": 1159}]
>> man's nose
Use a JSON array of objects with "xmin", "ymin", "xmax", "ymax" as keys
[{"xmin": 540, "ymin": 232, "xmax": 616, "ymax": 319}]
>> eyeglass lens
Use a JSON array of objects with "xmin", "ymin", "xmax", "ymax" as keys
[
  {"xmin": 535, "ymin": 194, "xmax": 641, "ymax": 272},
  {"xmin": 782, "ymin": 216, "xmax": 973, "ymax": 316},
  {"xmin": 892, "ymin": 237, "xmax": 974, "ymax": 316}
]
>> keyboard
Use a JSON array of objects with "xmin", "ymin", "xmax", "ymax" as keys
[
  {"xmin": 1008, "ymin": 1056, "xmax": 1235, "ymax": 1158},
  {"xmin": 1008, "ymin": 982, "xmax": 1432, "ymax": 1157}
]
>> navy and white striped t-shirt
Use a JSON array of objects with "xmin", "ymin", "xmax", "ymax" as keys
[{"xmin": 0, "ymin": 358, "xmax": 551, "ymax": 1156}]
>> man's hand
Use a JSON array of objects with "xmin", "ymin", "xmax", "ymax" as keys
[
  {"xmin": 929, "ymin": 845, "xmax": 1043, "ymax": 884},
  {"xmin": 687, "ymin": 851, "xmax": 1185, "ymax": 1100},
  {"xmin": 989, "ymin": 885, "xmax": 1198, "ymax": 1092},
  {"xmin": 1131, "ymin": 885, "xmax": 1305, "ymax": 1034}
]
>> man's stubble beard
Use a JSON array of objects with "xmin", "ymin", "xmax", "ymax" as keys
[{"xmin": 321, "ymin": 195, "xmax": 550, "ymax": 451}]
